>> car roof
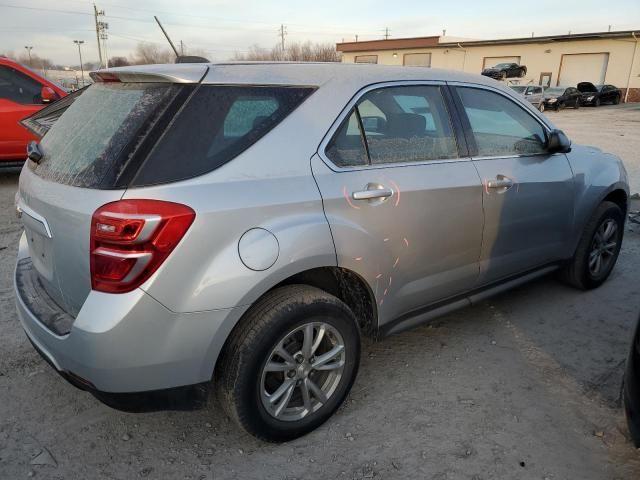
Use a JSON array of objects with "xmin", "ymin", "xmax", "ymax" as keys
[{"xmin": 100, "ymin": 61, "xmax": 503, "ymax": 88}]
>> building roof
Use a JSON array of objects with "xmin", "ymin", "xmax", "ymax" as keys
[
  {"xmin": 336, "ymin": 36, "xmax": 440, "ymax": 53},
  {"xmin": 336, "ymin": 29, "xmax": 639, "ymax": 52}
]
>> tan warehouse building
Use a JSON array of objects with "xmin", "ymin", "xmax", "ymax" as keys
[{"xmin": 336, "ymin": 30, "xmax": 640, "ymax": 102}]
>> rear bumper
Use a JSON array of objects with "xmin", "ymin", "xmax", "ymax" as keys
[{"xmin": 15, "ymin": 232, "xmax": 248, "ymax": 393}]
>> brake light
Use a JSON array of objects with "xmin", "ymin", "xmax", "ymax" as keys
[{"xmin": 90, "ymin": 200, "xmax": 195, "ymax": 293}]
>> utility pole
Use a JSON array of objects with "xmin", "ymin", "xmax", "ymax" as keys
[
  {"xmin": 74, "ymin": 40, "xmax": 85, "ymax": 88},
  {"xmin": 180, "ymin": 40, "xmax": 184, "ymax": 56},
  {"xmin": 279, "ymin": 24, "xmax": 287, "ymax": 55},
  {"xmin": 384, "ymin": 27, "xmax": 390, "ymax": 40},
  {"xmin": 355, "ymin": 34, "xmax": 358, "ymax": 42},
  {"xmin": 24, "ymin": 46, "xmax": 33, "ymax": 65},
  {"xmin": 93, "ymin": 4, "xmax": 103, "ymax": 68}
]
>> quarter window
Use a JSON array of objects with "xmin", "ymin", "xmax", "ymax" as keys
[
  {"xmin": 0, "ymin": 65, "xmax": 43, "ymax": 104},
  {"xmin": 325, "ymin": 85, "xmax": 458, "ymax": 167},
  {"xmin": 456, "ymin": 87, "xmax": 547, "ymax": 157}
]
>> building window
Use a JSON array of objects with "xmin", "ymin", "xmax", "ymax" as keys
[
  {"xmin": 403, "ymin": 53, "xmax": 431, "ymax": 67},
  {"xmin": 354, "ymin": 55, "xmax": 378, "ymax": 64}
]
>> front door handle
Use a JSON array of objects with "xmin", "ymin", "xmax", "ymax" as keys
[
  {"xmin": 485, "ymin": 175, "xmax": 514, "ymax": 191},
  {"xmin": 352, "ymin": 183, "xmax": 394, "ymax": 201}
]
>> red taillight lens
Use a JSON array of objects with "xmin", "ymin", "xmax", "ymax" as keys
[{"xmin": 90, "ymin": 200, "xmax": 195, "ymax": 293}]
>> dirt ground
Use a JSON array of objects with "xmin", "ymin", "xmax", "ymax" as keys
[{"xmin": 1, "ymin": 105, "xmax": 640, "ymax": 479}]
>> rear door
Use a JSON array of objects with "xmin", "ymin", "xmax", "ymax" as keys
[
  {"xmin": 0, "ymin": 64, "xmax": 43, "ymax": 159},
  {"xmin": 17, "ymin": 81, "xmax": 186, "ymax": 316},
  {"xmin": 451, "ymin": 84, "xmax": 574, "ymax": 285},
  {"xmin": 312, "ymin": 82, "xmax": 483, "ymax": 326}
]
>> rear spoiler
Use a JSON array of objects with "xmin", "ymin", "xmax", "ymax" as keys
[{"xmin": 20, "ymin": 87, "xmax": 86, "ymax": 137}]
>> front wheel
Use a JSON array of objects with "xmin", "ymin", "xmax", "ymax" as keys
[
  {"xmin": 575, "ymin": 98, "xmax": 580, "ymax": 109},
  {"xmin": 559, "ymin": 201, "xmax": 624, "ymax": 290},
  {"xmin": 594, "ymin": 97, "xmax": 601, "ymax": 107},
  {"xmin": 613, "ymin": 94, "xmax": 621, "ymax": 105},
  {"xmin": 538, "ymin": 102, "xmax": 545, "ymax": 113},
  {"xmin": 215, "ymin": 285, "xmax": 361, "ymax": 442}
]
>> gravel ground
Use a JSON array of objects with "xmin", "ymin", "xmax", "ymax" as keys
[
  {"xmin": 2, "ymin": 105, "xmax": 640, "ymax": 479},
  {"xmin": 547, "ymin": 103, "xmax": 640, "ymax": 195}
]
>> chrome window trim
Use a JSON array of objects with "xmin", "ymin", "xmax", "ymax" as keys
[{"xmin": 317, "ymin": 80, "xmax": 465, "ymax": 173}]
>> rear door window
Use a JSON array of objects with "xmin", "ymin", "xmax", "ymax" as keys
[
  {"xmin": 131, "ymin": 85, "xmax": 315, "ymax": 186},
  {"xmin": 325, "ymin": 85, "xmax": 458, "ymax": 168}
]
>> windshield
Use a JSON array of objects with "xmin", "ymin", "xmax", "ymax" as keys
[
  {"xmin": 494, "ymin": 63, "xmax": 513, "ymax": 68},
  {"xmin": 510, "ymin": 86, "xmax": 527, "ymax": 93}
]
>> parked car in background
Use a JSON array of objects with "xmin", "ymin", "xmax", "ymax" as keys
[
  {"xmin": 624, "ymin": 314, "xmax": 640, "ymax": 448},
  {"xmin": 577, "ymin": 82, "xmax": 622, "ymax": 107},
  {"xmin": 14, "ymin": 63, "xmax": 628, "ymax": 442},
  {"xmin": 542, "ymin": 86, "xmax": 581, "ymax": 110},
  {"xmin": 509, "ymin": 84, "xmax": 545, "ymax": 111},
  {"xmin": 0, "ymin": 56, "xmax": 66, "ymax": 164},
  {"xmin": 481, "ymin": 62, "xmax": 527, "ymax": 80}
]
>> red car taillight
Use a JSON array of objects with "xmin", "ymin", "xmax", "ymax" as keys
[{"xmin": 90, "ymin": 200, "xmax": 195, "ymax": 293}]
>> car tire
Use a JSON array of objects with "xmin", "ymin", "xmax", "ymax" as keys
[
  {"xmin": 559, "ymin": 201, "xmax": 624, "ymax": 290},
  {"xmin": 575, "ymin": 98, "xmax": 580, "ymax": 109},
  {"xmin": 594, "ymin": 98, "xmax": 601, "ymax": 107},
  {"xmin": 614, "ymin": 95, "xmax": 621, "ymax": 105},
  {"xmin": 538, "ymin": 103, "xmax": 545, "ymax": 113},
  {"xmin": 215, "ymin": 284, "xmax": 361, "ymax": 442},
  {"xmin": 519, "ymin": 68, "xmax": 526, "ymax": 77}
]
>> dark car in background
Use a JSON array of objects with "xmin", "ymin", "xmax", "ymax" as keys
[
  {"xmin": 541, "ymin": 86, "xmax": 581, "ymax": 111},
  {"xmin": 624, "ymin": 315, "xmax": 640, "ymax": 448},
  {"xmin": 577, "ymin": 82, "xmax": 622, "ymax": 107},
  {"xmin": 481, "ymin": 62, "xmax": 527, "ymax": 80}
]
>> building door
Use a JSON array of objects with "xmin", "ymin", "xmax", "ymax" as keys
[
  {"xmin": 558, "ymin": 53, "xmax": 609, "ymax": 86},
  {"xmin": 539, "ymin": 72, "xmax": 552, "ymax": 87}
]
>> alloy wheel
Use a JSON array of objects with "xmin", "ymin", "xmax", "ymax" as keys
[
  {"xmin": 260, "ymin": 322, "xmax": 346, "ymax": 421},
  {"xmin": 588, "ymin": 218, "xmax": 619, "ymax": 277}
]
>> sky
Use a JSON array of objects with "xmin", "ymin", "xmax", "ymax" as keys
[{"xmin": 1, "ymin": 0, "xmax": 639, "ymax": 66}]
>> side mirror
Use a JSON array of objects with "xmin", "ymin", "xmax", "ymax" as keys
[
  {"xmin": 41, "ymin": 86, "xmax": 59, "ymax": 104},
  {"xmin": 547, "ymin": 129, "xmax": 571, "ymax": 154}
]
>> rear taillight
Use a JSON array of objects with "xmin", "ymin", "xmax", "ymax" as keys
[{"xmin": 90, "ymin": 200, "xmax": 195, "ymax": 293}]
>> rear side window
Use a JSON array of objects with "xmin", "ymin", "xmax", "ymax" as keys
[
  {"xmin": 131, "ymin": 85, "xmax": 315, "ymax": 186},
  {"xmin": 32, "ymin": 83, "xmax": 183, "ymax": 188}
]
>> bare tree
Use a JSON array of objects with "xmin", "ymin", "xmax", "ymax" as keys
[
  {"xmin": 17, "ymin": 52, "xmax": 53, "ymax": 70},
  {"xmin": 109, "ymin": 56, "xmax": 131, "ymax": 67},
  {"xmin": 129, "ymin": 43, "xmax": 174, "ymax": 65},
  {"xmin": 232, "ymin": 41, "xmax": 341, "ymax": 62}
]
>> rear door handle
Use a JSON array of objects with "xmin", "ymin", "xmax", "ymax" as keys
[
  {"xmin": 352, "ymin": 184, "xmax": 393, "ymax": 201},
  {"xmin": 485, "ymin": 175, "xmax": 514, "ymax": 191}
]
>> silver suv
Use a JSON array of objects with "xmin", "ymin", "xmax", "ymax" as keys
[{"xmin": 14, "ymin": 63, "xmax": 628, "ymax": 442}]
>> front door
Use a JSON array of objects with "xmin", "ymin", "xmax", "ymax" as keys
[
  {"xmin": 452, "ymin": 85, "xmax": 574, "ymax": 285},
  {"xmin": 312, "ymin": 83, "xmax": 483, "ymax": 326},
  {"xmin": 0, "ymin": 65, "xmax": 43, "ymax": 160}
]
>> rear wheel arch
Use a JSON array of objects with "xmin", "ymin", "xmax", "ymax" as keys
[{"xmin": 212, "ymin": 266, "xmax": 377, "ymax": 376}]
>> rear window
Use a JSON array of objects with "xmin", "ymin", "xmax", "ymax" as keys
[
  {"xmin": 32, "ymin": 83, "xmax": 184, "ymax": 188},
  {"xmin": 131, "ymin": 85, "xmax": 314, "ymax": 186},
  {"xmin": 31, "ymin": 83, "xmax": 315, "ymax": 188}
]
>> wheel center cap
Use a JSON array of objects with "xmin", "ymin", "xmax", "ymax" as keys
[{"xmin": 297, "ymin": 362, "xmax": 311, "ymax": 378}]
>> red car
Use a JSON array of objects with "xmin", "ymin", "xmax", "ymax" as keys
[{"xmin": 0, "ymin": 56, "xmax": 67, "ymax": 164}]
